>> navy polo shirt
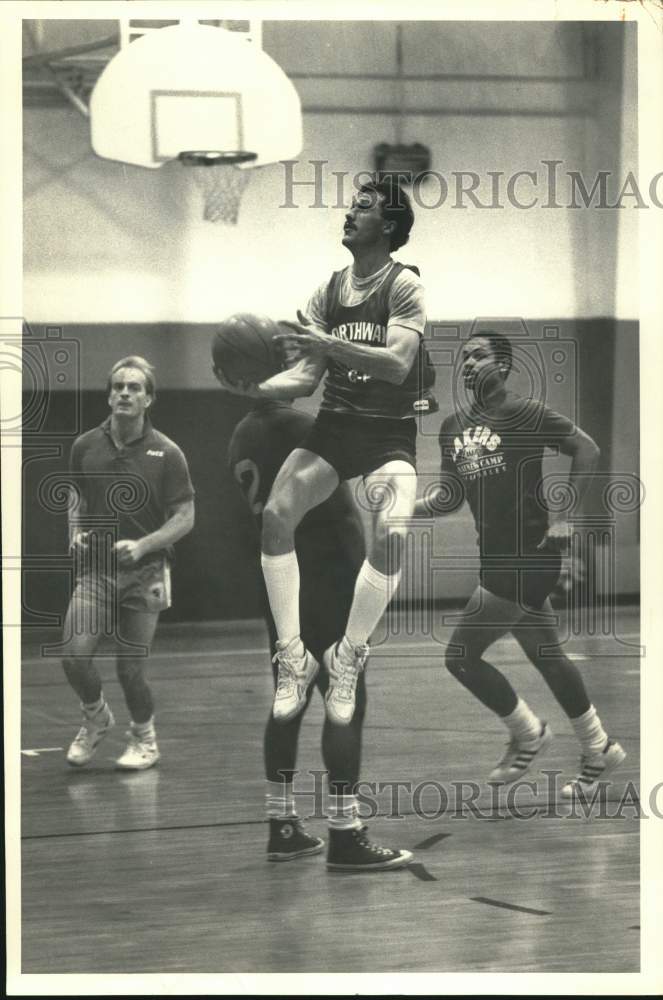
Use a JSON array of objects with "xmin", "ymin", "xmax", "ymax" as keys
[{"xmin": 69, "ymin": 416, "xmax": 195, "ymax": 559}]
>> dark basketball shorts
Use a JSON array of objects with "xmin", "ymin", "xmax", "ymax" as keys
[
  {"xmin": 300, "ymin": 410, "xmax": 417, "ymax": 481},
  {"xmin": 72, "ymin": 554, "xmax": 172, "ymax": 616},
  {"xmin": 479, "ymin": 549, "xmax": 562, "ymax": 611}
]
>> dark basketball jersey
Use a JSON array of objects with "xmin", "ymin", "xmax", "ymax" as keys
[
  {"xmin": 320, "ymin": 263, "xmax": 436, "ymax": 420},
  {"xmin": 438, "ymin": 391, "xmax": 576, "ymax": 557},
  {"xmin": 227, "ymin": 401, "xmax": 365, "ymax": 575}
]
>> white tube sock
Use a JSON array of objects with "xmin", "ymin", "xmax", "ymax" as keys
[
  {"xmin": 265, "ymin": 779, "xmax": 296, "ymax": 819},
  {"xmin": 82, "ymin": 696, "xmax": 106, "ymax": 718},
  {"xmin": 502, "ymin": 699, "xmax": 542, "ymax": 742},
  {"xmin": 327, "ymin": 793, "xmax": 361, "ymax": 831},
  {"xmin": 132, "ymin": 717, "xmax": 156, "ymax": 742},
  {"xmin": 571, "ymin": 705, "xmax": 608, "ymax": 755},
  {"xmin": 345, "ymin": 560, "xmax": 402, "ymax": 647},
  {"xmin": 261, "ymin": 550, "xmax": 301, "ymax": 645}
]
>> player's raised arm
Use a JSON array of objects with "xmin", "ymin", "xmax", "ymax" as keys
[
  {"xmin": 213, "ymin": 351, "xmax": 326, "ymax": 400},
  {"xmin": 211, "ymin": 310, "xmax": 327, "ymax": 401},
  {"xmin": 277, "ymin": 320, "xmax": 419, "ymax": 386},
  {"xmin": 276, "ymin": 271, "xmax": 424, "ymax": 385}
]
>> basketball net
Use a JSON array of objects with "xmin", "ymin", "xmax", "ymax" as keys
[{"xmin": 189, "ymin": 163, "xmax": 252, "ymax": 225}]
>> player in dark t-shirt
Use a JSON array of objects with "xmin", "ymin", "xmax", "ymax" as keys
[
  {"xmin": 62, "ymin": 356, "xmax": 195, "ymax": 772},
  {"xmin": 414, "ymin": 331, "xmax": 625, "ymax": 797},
  {"xmin": 438, "ymin": 391, "xmax": 576, "ymax": 602},
  {"xmin": 225, "ymin": 397, "xmax": 413, "ymax": 870}
]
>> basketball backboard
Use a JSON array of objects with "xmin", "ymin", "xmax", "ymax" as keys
[{"xmin": 89, "ymin": 22, "xmax": 302, "ymax": 170}]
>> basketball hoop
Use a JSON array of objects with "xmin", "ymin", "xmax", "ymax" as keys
[
  {"xmin": 89, "ymin": 23, "xmax": 302, "ymax": 224},
  {"xmin": 178, "ymin": 150, "xmax": 257, "ymax": 225}
]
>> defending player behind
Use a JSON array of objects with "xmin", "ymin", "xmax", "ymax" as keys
[
  {"xmin": 219, "ymin": 376, "xmax": 412, "ymax": 871},
  {"xmin": 62, "ymin": 357, "xmax": 195, "ymax": 770},
  {"xmin": 413, "ymin": 331, "xmax": 625, "ymax": 796}
]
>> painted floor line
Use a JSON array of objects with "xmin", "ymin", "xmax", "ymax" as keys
[
  {"xmin": 408, "ymin": 863, "xmax": 438, "ymax": 882},
  {"xmin": 21, "ymin": 631, "xmax": 642, "ymax": 670},
  {"xmin": 21, "ymin": 648, "xmax": 270, "ymax": 667},
  {"xmin": 413, "ymin": 833, "xmax": 453, "ymax": 850},
  {"xmin": 470, "ymin": 895, "xmax": 551, "ymax": 916}
]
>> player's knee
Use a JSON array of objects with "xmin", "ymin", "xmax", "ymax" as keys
[
  {"xmin": 532, "ymin": 654, "xmax": 571, "ymax": 682},
  {"xmin": 62, "ymin": 650, "xmax": 96, "ymax": 674},
  {"xmin": 445, "ymin": 646, "xmax": 468, "ymax": 680},
  {"xmin": 61, "ymin": 655, "xmax": 78, "ymax": 674},
  {"xmin": 262, "ymin": 502, "xmax": 285, "ymax": 541},
  {"xmin": 372, "ymin": 519, "xmax": 408, "ymax": 558},
  {"xmin": 263, "ymin": 490, "xmax": 302, "ymax": 539},
  {"xmin": 116, "ymin": 660, "xmax": 145, "ymax": 687}
]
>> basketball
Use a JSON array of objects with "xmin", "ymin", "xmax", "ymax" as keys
[{"xmin": 212, "ymin": 313, "xmax": 284, "ymax": 385}]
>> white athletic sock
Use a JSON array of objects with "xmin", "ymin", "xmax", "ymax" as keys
[
  {"xmin": 345, "ymin": 560, "xmax": 402, "ymax": 647},
  {"xmin": 261, "ymin": 550, "xmax": 301, "ymax": 646},
  {"xmin": 132, "ymin": 717, "xmax": 156, "ymax": 742},
  {"xmin": 502, "ymin": 698, "xmax": 542, "ymax": 742},
  {"xmin": 265, "ymin": 779, "xmax": 296, "ymax": 819},
  {"xmin": 571, "ymin": 705, "xmax": 608, "ymax": 756},
  {"xmin": 82, "ymin": 696, "xmax": 106, "ymax": 718},
  {"xmin": 327, "ymin": 793, "xmax": 361, "ymax": 831}
]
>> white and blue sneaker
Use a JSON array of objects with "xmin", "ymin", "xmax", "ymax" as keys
[
  {"xmin": 561, "ymin": 738, "xmax": 626, "ymax": 798},
  {"xmin": 489, "ymin": 722, "xmax": 553, "ymax": 784}
]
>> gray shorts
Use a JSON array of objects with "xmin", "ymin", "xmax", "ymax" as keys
[{"xmin": 72, "ymin": 554, "xmax": 171, "ymax": 615}]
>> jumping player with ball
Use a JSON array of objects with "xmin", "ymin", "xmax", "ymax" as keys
[{"xmin": 215, "ymin": 176, "xmax": 436, "ymax": 748}]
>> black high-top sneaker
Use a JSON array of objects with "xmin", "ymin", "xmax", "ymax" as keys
[
  {"xmin": 326, "ymin": 825, "xmax": 413, "ymax": 871},
  {"xmin": 267, "ymin": 817, "xmax": 325, "ymax": 862}
]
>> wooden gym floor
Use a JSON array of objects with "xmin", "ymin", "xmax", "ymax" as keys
[{"xmin": 20, "ymin": 605, "xmax": 640, "ymax": 975}]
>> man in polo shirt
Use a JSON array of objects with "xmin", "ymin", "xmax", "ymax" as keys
[{"xmin": 63, "ymin": 356, "xmax": 195, "ymax": 770}]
